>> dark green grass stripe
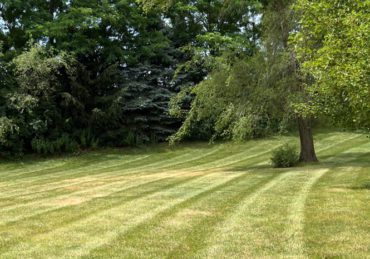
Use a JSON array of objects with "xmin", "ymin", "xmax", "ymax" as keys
[
  {"xmin": 0, "ymin": 172, "xmax": 265, "ymax": 257},
  {"xmin": 23, "ymin": 137, "xmax": 268, "ymax": 182},
  {"xmin": 163, "ymin": 135, "xmax": 370, "ymax": 258},
  {"xmin": 64, "ymin": 141, "xmax": 249, "ymax": 176},
  {"xmin": 160, "ymin": 140, "xmax": 278, "ymax": 170},
  {"xmin": 0, "ymin": 132, "xmax": 367, "ymax": 257},
  {"xmin": 0, "ymin": 146, "xmax": 272, "ymax": 225},
  {"xmin": 190, "ymin": 134, "xmax": 355, "ymax": 171},
  {"xmin": 163, "ymin": 137, "xmax": 369, "ymax": 257},
  {"xmin": 83, "ymin": 169, "xmax": 285, "ymax": 258},
  {"xmin": 0, "ymin": 151, "xmax": 125, "ymax": 177},
  {"xmin": 0, "ymin": 147, "xmax": 276, "ymax": 254},
  {"xmin": 0, "ymin": 150, "xmax": 194, "ymax": 194},
  {"xmin": 0, "ymin": 146, "xmax": 224, "ymax": 201},
  {"xmin": 302, "ymin": 146, "xmax": 370, "ymax": 257},
  {"xmin": 0, "ymin": 133, "xmax": 341, "ymax": 184},
  {"xmin": 0, "ymin": 153, "xmax": 149, "ymax": 185},
  {"xmin": 5, "ymin": 143, "xmax": 220, "ymax": 184},
  {"xmin": 0, "ymin": 171, "xmax": 216, "ymax": 253},
  {"xmin": 0, "ymin": 143, "xmax": 278, "ymax": 211},
  {"xmin": 0, "ymin": 147, "xmax": 156, "ymax": 174},
  {"xmin": 0, "ymin": 146, "xmax": 273, "ymax": 218},
  {"xmin": 2, "ymin": 146, "xmax": 197, "ymax": 182},
  {"xmin": 316, "ymin": 134, "xmax": 366, "ymax": 158},
  {"xmin": 0, "ymin": 156, "xmax": 150, "ymax": 199},
  {"xmin": 3, "ymin": 152, "xmax": 169, "ymax": 181},
  {"xmin": 0, "ymin": 132, "xmax": 351, "ymax": 176},
  {"xmin": 0, "ymin": 134, "xmax": 360, "ymax": 213},
  {"xmin": 0, "ymin": 134, "xmax": 363, "ymax": 209},
  {"xmin": 0, "ymin": 141, "xmax": 260, "ymax": 198},
  {"xmin": 167, "ymin": 176, "xmax": 287, "ymax": 258}
]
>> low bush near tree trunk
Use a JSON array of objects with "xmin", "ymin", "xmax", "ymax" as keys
[{"xmin": 271, "ymin": 143, "xmax": 299, "ymax": 168}]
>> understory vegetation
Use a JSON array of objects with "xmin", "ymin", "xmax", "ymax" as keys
[
  {"xmin": 1, "ymin": 0, "xmax": 369, "ymax": 160},
  {"xmin": 0, "ymin": 132, "xmax": 369, "ymax": 258}
]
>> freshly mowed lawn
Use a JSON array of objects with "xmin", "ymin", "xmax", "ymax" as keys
[{"xmin": 0, "ymin": 132, "xmax": 369, "ymax": 258}]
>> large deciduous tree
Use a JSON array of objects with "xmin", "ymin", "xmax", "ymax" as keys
[
  {"xmin": 292, "ymin": 0, "xmax": 370, "ymax": 130},
  {"xmin": 168, "ymin": 0, "xmax": 320, "ymax": 163},
  {"xmin": 264, "ymin": 0, "xmax": 318, "ymax": 162}
]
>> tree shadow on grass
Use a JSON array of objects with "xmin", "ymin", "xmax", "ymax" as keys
[
  {"xmin": 224, "ymin": 152, "xmax": 370, "ymax": 173},
  {"xmin": 349, "ymin": 182, "xmax": 370, "ymax": 191},
  {"xmin": 317, "ymin": 152, "xmax": 370, "ymax": 168}
]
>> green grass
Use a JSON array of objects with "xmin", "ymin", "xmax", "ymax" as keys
[{"xmin": 0, "ymin": 131, "xmax": 369, "ymax": 258}]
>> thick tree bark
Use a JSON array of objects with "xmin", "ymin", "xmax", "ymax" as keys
[{"xmin": 297, "ymin": 117, "xmax": 319, "ymax": 163}]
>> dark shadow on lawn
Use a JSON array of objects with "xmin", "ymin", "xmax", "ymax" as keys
[
  {"xmin": 225, "ymin": 152, "xmax": 370, "ymax": 172},
  {"xmin": 317, "ymin": 152, "xmax": 370, "ymax": 167},
  {"xmin": 349, "ymin": 182, "xmax": 370, "ymax": 191}
]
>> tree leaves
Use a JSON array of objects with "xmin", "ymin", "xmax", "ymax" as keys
[{"xmin": 292, "ymin": 0, "xmax": 370, "ymax": 128}]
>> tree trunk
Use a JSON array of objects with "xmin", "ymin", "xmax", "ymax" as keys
[{"xmin": 297, "ymin": 117, "xmax": 319, "ymax": 163}]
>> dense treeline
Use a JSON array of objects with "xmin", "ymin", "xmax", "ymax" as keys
[
  {"xmin": 0, "ymin": 0, "xmax": 259, "ymax": 155},
  {"xmin": 1, "ymin": 0, "xmax": 369, "ymax": 158}
]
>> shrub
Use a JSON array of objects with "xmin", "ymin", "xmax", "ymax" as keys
[
  {"xmin": 271, "ymin": 143, "xmax": 299, "ymax": 168},
  {"xmin": 78, "ymin": 129, "xmax": 99, "ymax": 149},
  {"xmin": 31, "ymin": 135, "xmax": 79, "ymax": 155}
]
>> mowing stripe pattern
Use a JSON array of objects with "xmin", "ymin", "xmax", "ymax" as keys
[{"xmin": 0, "ymin": 132, "xmax": 369, "ymax": 258}]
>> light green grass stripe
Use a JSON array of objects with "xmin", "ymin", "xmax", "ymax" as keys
[
  {"xmin": 0, "ymin": 140, "xmax": 268, "ymax": 200},
  {"xmin": 0, "ymin": 148, "xmax": 200, "ymax": 195},
  {"xmin": 0, "ymin": 151, "xmax": 128, "ymax": 178},
  {"xmin": 36, "ymin": 135, "xmax": 354, "ymax": 258},
  {"xmin": 0, "ymin": 159, "xmax": 69, "ymax": 176},
  {"xmin": 85, "ymin": 171, "xmax": 282, "ymax": 258},
  {"xmin": 0, "ymin": 146, "xmax": 284, "ymax": 256},
  {"xmin": 284, "ymin": 168, "xmax": 329, "ymax": 257},
  {"xmin": 282, "ymin": 139, "xmax": 370, "ymax": 257},
  {"xmin": 0, "ymin": 154, "xmax": 156, "ymax": 200},
  {"xmin": 0, "ymin": 142, "xmax": 275, "ymax": 225},
  {"xmin": 190, "ymin": 142, "xmax": 279, "ymax": 170},
  {"xmin": 0, "ymin": 146, "xmax": 224, "ymax": 205},
  {"xmin": 0, "ymin": 132, "xmax": 368, "ymax": 258},
  {"xmin": 0, "ymin": 134, "xmax": 360, "ymax": 226},
  {"xmin": 0, "ymin": 169, "xmax": 213, "ymax": 223},
  {"xmin": 191, "ymin": 133, "xmax": 357, "ymax": 170},
  {"xmin": 0, "ymin": 141, "xmax": 280, "ymax": 255},
  {"xmin": 193, "ymin": 134, "xmax": 368, "ymax": 258},
  {"xmin": 0, "ymin": 172, "xmax": 243, "ymax": 258},
  {"xmin": 301, "ymin": 144, "xmax": 370, "ymax": 257},
  {"xmin": 0, "ymin": 170, "xmax": 227, "ymax": 252},
  {"xmin": 2, "ymin": 143, "xmax": 219, "ymax": 186},
  {"xmin": 0, "ymin": 153, "xmax": 150, "ymax": 184},
  {"xmin": 195, "ymin": 171, "xmax": 295, "ymax": 258}
]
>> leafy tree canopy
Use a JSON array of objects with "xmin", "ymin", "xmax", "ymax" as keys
[{"xmin": 291, "ymin": 0, "xmax": 370, "ymax": 129}]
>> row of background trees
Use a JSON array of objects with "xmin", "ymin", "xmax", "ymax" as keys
[{"xmin": 1, "ymin": 0, "xmax": 369, "ymax": 160}]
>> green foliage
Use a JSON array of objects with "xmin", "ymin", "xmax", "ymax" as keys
[
  {"xmin": 78, "ymin": 129, "xmax": 99, "ymax": 149},
  {"xmin": 0, "ymin": 117, "xmax": 19, "ymax": 147},
  {"xmin": 0, "ymin": 44, "xmax": 81, "ymax": 155},
  {"xmin": 1, "ymin": 0, "xmax": 268, "ymax": 155},
  {"xmin": 169, "ymin": 0, "xmax": 301, "ymax": 145},
  {"xmin": 137, "ymin": 0, "xmax": 173, "ymax": 11},
  {"xmin": 291, "ymin": 0, "xmax": 370, "ymax": 129},
  {"xmin": 31, "ymin": 135, "xmax": 79, "ymax": 155},
  {"xmin": 170, "ymin": 50, "xmax": 296, "ymax": 144},
  {"xmin": 231, "ymin": 115, "xmax": 255, "ymax": 142},
  {"xmin": 13, "ymin": 45, "xmax": 75, "ymax": 96},
  {"xmin": 271, "ymin": 143, "xmax": 299, "ymax": 168},
  {"xmin": 4, "ymin": 0, "xmax": 357, "ymax": 157}
]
